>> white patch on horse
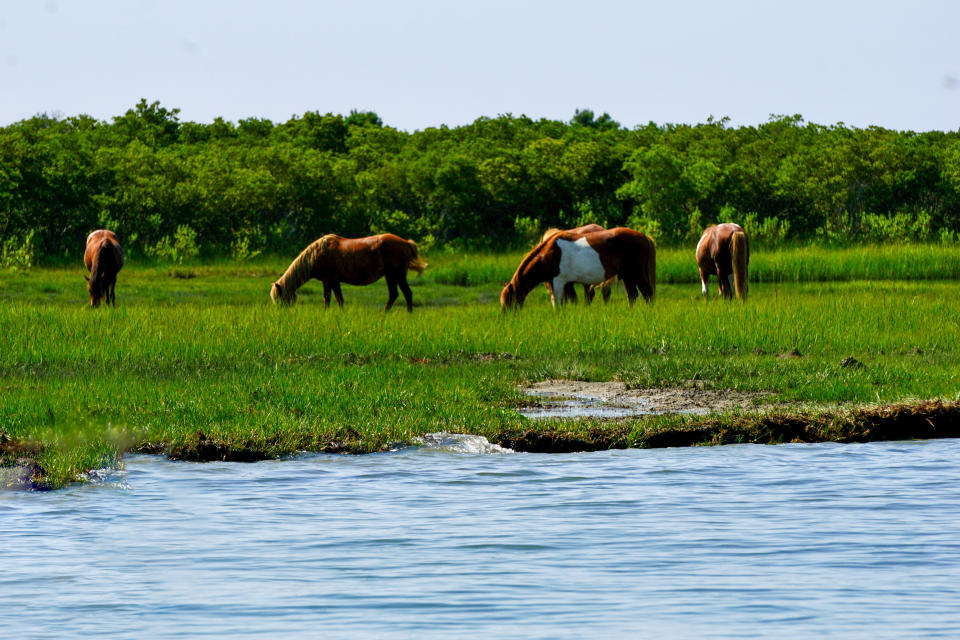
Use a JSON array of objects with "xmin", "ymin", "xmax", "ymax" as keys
[
  {"xmin": 552, "ymin": 238, "xmax": 606, "ymax": 304},
  {"xmin": 701, "ymin": 278, "xmax": 708, "ymax": 296}
]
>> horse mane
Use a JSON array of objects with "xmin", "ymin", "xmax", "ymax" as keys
[
  {"xmin": 276, "ymin": 235, "xmax": 337, "ymax": 293},
  {"xmin": 541, "ymin": 228, "xmax": 561, "ymax": 242},
  {"xmin": 90, "ymin": 242, "xmax": 103, "ymax": 285},
  {"xmin": 88, "ymin": 242, "xmax": 103, "ymax": 291}
]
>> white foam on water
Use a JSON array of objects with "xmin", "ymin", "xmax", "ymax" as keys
[
  {"xmin": 417, "ymin": 432, "xmax": 514, "ymax": 455},
  {"xmin": 74, "ymin": 466, "xmax": 130, "ymax": 490}
]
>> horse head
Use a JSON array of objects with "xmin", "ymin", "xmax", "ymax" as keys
[
  {"xmin": 86, "ymin": 273, "xmax": 106, "ymax": 307},
  {"xmin": 270, "ymin": 281, "xmax": 296, "ymax": 305},
  {"xmin": 500, "ymin": 281, "xmax": 520, "ymax": 311}
]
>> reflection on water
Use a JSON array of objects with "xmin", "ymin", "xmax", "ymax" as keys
[
  {"xmin": 3, "ymin": 439, "xmax": 960, "ymax": 639},
  {"xmin": 516, "ymin": 398, "xmax": 711, "ymax": 419},
  {"xmin": 517, "ymin": 385, "xmax": 714, "ymax": 419}
]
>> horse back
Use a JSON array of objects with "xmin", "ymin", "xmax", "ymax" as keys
[
  {"xmin": 578, "ymin": 227, "xmax": 651, "ymax": 275},
  {"xmin": 85, "ymin": 230, "xmax": 123, "ymax": 275},
  {"xmin": 697, "ymin": 223, "xmax": 743, "ymax": 269},
  {"xmin": 322, "ymin": 233, "xmax": 420, "ymax": 284}
]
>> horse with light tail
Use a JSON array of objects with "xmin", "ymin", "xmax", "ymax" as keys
[{"xmin": 696, "ymin": 223, "xmax": 749, "ymax": 300}]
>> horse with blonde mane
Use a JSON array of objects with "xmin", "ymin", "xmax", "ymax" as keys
[
  {"xmin": 501, "ymin": 227, "xmax": 655, "ymax": 310},
  {"xmin": 696, "ymin": 223, "xmax": 749, "ymax": 300},
  {"xmin": 540, "ymin": 224, "xmax": 614, "ymax": 304},
  {"xmin": 84, "ymin": 229, "xmax": 123, "ymax": 307},
  {"xmin": 270, "ymin": 233, "xmax": 427, "ymax": 311}
]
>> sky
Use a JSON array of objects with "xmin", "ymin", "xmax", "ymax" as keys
[{"xmin": 1, "ymin": 0, "xmax": 959, "ymax": 132}]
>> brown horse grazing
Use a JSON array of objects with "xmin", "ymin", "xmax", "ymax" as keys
[
  {"xmin": 270, "ymin": 233, "xmax": 427, "ymax": 311},
  {"xmin": 501, "ymin": 227, "xmax": 655, "ymax": 310},
  {"xmin": 540, "ymin": 224, "xmax": 614, "ymax": 304},
  {"xmin": 84, "ymin": 229, "xmax": 123, "ymax": 307},
  {"xmin": 696, "ymin": 223, "xmax": 749, "ymax": 300}
]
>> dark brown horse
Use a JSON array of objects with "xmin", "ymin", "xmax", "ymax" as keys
[
  {"xmin": 84, "ymin": 229, "xmax": 123, "ymax": 307},
  {"xmin": 540, "ymin": 224, "xmax": 614, "ymax": 304},
  {"xmin": 696, "ymin": 223, "xmax": 749, "ymax": 300},
  {"xmin": 501, "ymin": 227, "xmax": 655, "ymax": 310},
  {"xmin": 270, "ymin": 233, "xmax": 427, "ymax": 311}
]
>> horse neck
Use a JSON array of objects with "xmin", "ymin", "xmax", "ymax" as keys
[
  {"xmin": 276, "ymin": 243, "xmax": 320, "ymax": 294},
  {"xmin": 511, "ymin": 255, "xmax": 549, "ymax": 303}
]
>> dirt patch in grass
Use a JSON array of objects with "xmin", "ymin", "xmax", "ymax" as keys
[{"xmin": 518, "ymin": 379, "xmax": 767, "ymax": 419}]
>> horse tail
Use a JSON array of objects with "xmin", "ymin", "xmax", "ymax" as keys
[
  {"xmin": 645, "ymin": 235, "xmax": 656, "ymax": 300},
  {"xmin": 114, "ymin": 241, "xmax": 124, "ymax": 272},
  {"xmin": 406, "ymin": 240, "xmax": 428, "ymax": 274},
  {"xmin": 731, "ymin": 230, "xmax": 748, "ymax": 300}
]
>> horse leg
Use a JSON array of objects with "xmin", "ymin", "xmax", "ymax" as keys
[
  {"xmin": 718, "ymin": 270, "xmax": 732, "ymax": 299},
  {"xmin": 398, "ymin": 274, "xmax": 414, "ymax": 313},
  {"xmin": 563, "ymin": 282, "xmax": 578, "ymax": 304},
  {"xmin": 384, "ymin": 276, "xmax": 399, "ymax": 312},
  {"xmin": 584, "ymin": 284, "xmax": 595, "ymax": 305},
  {"xmin": 550, "ymin": 277, "xmax": 568, "ymax": 308},
  {"xmin": 332, "ymin": 282, "xmax": 344, "ymax": 308},
  {"xmin": 323, "ymin": 282, "xmax": 332, "ymax": 309},
  {"xmin": 639, "ymin": 278, "xmax": 654, "ymax": 302},
  {"xmin": 623, "ymin": 279, "xmax": 639, "ymax": 306},
  {"xmin": 601, "ymin": 282, "xmax": 612, "ymax": 303},
  {"xmin": 699, "ymin": 269, "xmax": 710, "ymax": 300}
]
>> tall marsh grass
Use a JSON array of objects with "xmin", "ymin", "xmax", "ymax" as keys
[
  {"xmin": 2, "ymin": 245, "xmax": 959, "ymax": 487},
  {"xmin": 421, "ymin": 244, "xmax": 960, "ymax": 287}
]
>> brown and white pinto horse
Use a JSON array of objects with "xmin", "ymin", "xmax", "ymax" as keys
[
  {"xmin": 270, "ymin": 233, "xmax": 427, "ymax": 311},
  {"xmin": 541, "ymin": 224, "xmax": 614, "ymax": 304},
  {"xmin": 501, "ymin": 227, "xmax": 655, "ymax": 310},
  {"xmin": 84, "ymin": 229, "xmax": 123, "ymax": 307},
  {"xmin": 696, "ymin": 223, "xmax": 749, "ymax": 300}
]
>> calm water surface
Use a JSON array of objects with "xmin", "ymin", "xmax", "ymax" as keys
[{"xmin": 3, "ymin": 438, "xmax": 960, "ymax": 639}]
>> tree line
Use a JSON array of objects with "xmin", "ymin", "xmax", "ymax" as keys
[{"xmin": 2, "ymin": 99, "xmax": 959, "ymax": 264}]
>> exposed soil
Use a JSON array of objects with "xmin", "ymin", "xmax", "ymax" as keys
[
  {"xmin": 519, "ymin": 379, "xmax": 766, "ymax": 418},
  {"xmin": 0, "ymin": 436, "xmax": 47, "ymax": 490},
  {"xmin": 496, "ymin": 400, "xmax": 960, "ymax": 453}
]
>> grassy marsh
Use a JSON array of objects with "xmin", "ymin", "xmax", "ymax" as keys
[{"xmin": 2, "ymin": 245, "xmax": 959, "ymax": 488}]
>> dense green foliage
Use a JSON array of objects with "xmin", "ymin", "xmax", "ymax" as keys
[{"xmin": 3, "ymin": 101, "xmax": 960, "ymax": 263}]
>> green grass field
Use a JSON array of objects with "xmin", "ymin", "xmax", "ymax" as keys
[{"xmin": 2, "ymin": 245, "xmax": 958, "ymax": 488}]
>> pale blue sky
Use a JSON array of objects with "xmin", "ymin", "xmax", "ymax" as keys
[{"xmin": 2, "ymin": 0, "xmax": 959, "ymax": 131}]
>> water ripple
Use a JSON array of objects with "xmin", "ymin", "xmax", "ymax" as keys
[{"xmin": 2, "ymin": 440, "xmax": 960, "ymax": 638}]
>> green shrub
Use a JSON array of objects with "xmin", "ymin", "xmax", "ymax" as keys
[
  {"xmin": 147, "ymin": 225, "xmax": 200, "ymax": 264},
  {"xmin": 1, "ymin": 229, "xmax": 35, "ymax": 271}
]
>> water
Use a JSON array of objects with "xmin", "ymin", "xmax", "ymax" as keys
[{"xmin": 3, "ymin": 438, "xmax": 960, "ymax": 639}]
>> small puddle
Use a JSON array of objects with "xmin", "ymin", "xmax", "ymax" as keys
[
  {"xmin": 518, "ymin": 380, "xmax": 759, "ymax": 420},
  {"xmin": 517, "ymin": 399, "xmax": 659, "ymax": 420}
]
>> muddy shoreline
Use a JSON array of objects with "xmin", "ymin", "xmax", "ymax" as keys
[
  {"xmin": 496, "ymin": 401, "xmax": 960, "ymax": 452},
  {"xmin": 5, "ymin": 402, "xmax": 959, "ymax": 488},
  {"xmin": 133, "ymin": 400, "xmax": 960, "ymax": 459}
]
